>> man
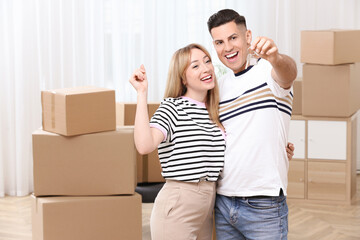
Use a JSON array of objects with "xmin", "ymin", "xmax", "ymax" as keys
[{"xmin": 207, "ymin": 9, "xmax": 297, "ymax": 239}]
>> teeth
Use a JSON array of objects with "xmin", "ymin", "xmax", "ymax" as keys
[
  {"xmin": 226, "ymin": 52, "xmax": 237, "ymax": 58},
  {"xmin": 201, "ymin": 75, "xmax": 211, "ymax": 81}
]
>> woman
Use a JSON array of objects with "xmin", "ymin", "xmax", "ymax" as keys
[{"xmin": 129, "ymin": 43, "xmax": 224, "ymax": 240}]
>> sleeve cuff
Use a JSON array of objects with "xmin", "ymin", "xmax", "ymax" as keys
[{"xmin": 150, "ymin": 123, "xmax": 168, "ymax": 142}]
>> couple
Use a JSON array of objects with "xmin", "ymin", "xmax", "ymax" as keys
[{"xmin": 129, "ymin": 9, "xmax": 297, "ymax": 240}]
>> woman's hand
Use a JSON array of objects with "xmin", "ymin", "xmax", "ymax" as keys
[{"xmin": 129, "ymin": 64, "xmax": 148, "ymax": 94}]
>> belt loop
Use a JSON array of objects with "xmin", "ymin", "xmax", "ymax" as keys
[{"xmin": 199, "ymin": 176, "xmax": 206, "ymax": 182}]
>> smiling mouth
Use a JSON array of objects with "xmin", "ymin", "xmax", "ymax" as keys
[
  {"xmin": 200, "ymin": 75, "xmax": 212, "ymax": 81},
  {"xmin": 225, "ymin": 52, "xmax": 238, "ymax": 59}
]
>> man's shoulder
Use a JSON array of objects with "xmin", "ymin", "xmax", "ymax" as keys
[{"xmin": 219, "ymin": 71, "xmax": 233, "ymax": 81}]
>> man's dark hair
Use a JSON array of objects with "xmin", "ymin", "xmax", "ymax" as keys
[{"xmin": 207, "ymin": 9, "xmax": 247, "ymax": 33}]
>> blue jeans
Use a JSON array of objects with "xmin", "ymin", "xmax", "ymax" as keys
[{"xmin": 214, "ymin": 193, "xmax": 288, "ymax": 240}]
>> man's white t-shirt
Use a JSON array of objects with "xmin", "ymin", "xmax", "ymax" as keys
[{"xmin": 217, "ymin": 59, "xmax": 293, "ymax": 197}]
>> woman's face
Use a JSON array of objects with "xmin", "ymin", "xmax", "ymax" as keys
[{"xmin": 184, "ymin": 48, "xmax": 215, "ymax": 100}]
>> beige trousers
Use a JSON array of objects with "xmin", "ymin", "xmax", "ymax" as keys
[{"xmin": 150, "ymin": 180, "xmax": 216, "ymax": 240}]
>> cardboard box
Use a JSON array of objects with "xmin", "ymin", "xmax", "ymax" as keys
[
  {"xmin": 140, "ymin": 150, "xmax": 164, "ymax": 183},
  {"xmin": 301, "ymin": 30, "xmax": 360, "ymax": 65},
  {"xmin": 145, "ymin": 103, "xmax": 163, "ymax": 182},
  {"xmin": 116, "ymin": 103, "xmax": 136, "ymax": 126},
  {"xmin": 32, "ymin": 194, "xmax": 142, "ymax": 240},
  {"xmin": 116, "ymin": 103, "xmax": 165, "ymax": 183},
  {"xmin": 292, "ymin": 78, "xmax": 303, "ymax": 115},
  {"xmin": 302, "ymin": 63, "xmax": 360, "ymax": 117},
  {"xmin": 134, "ymin": 137, "xmax": 164, "ymax": 183},
  {"xmin": 42, "ymin": 86, "xmax": 116, "ymax": 136},
  {"xmin": 32, "ymin": 127, "xmax": 137, "ymax": 196},
  {"xmin": 116, "ymin": 102, "xmax": 159, "ymax": 126}
]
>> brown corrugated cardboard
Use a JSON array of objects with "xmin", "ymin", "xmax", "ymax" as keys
[
  {"xmin": 292, "ymin": 78, "xmax": 303, "ymax": 115},
  {"xmin": 115, "ymin": 102, "xmax": 125, "ymax": 126},
  {"xmin": 115, "ymin": 103, "xmax": 137, "ymax": 126},
  {"xmin": 147, "ymin": 150, "xmax": 164, "ymax": 182},
  {"xmin": 32, "ymin": 126, "xmax": 137, "ymax": 196},
  {"xmin": 116, "ymin": 102, "xmax": 165, "ymax": 183},
  {"xmin": 302, "ymin": 63, "xmax": 360, "ymax": 117},
  {"xmin": 42, "ymin": 86, "xmax": 116, "ymax": 136},
  {"xmin": 32, "ymin": 193, "xmax": 142, "ymax": 240},
  {"xmin": 148, "ymin": 102, "xmax": 160, "ymax": 118},
  {"xmin": 116, "ymin": 102, "xmax": 159, "ymax": 126},
  {"xmin": 136, "ymin": 153, "xmax": 145, "ymax": 183},
  {"xmin": 135, "ymin": 141, "xmax": 164, "ymax": 183},
  {"xmin": 301, "ymin": 30, "xmax": 360, "ymax": 65}
]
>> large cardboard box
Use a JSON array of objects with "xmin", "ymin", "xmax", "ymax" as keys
[
  {"xmin": 301, "ymin": 30, "xmax": 360, "ymax": 65},
  {"xmin": 116, "ymin": 102, "xmax": 165, "ymax": 183},
  {"xmin": 42, "ymin": 86, "xmax": 116, "ymax": 136},
  {"xmin": 302, "ymin": 63, "xmax": 360, "ymax": 117},
  {"xmin": 32, "ymin": 127, "xmax": 137, "ymax": 196},
  {"xmin": 292, "ymin": 78, "xmax": 302, "ymax": 115},
  {"xmin": 32, "ymin": 193, "xmax": 142, "ymax": 240}
]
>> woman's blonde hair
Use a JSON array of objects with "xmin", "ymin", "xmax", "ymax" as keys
[{"xmin": 164, "ymin": 43, "xmax": 222, "ymax": 128}]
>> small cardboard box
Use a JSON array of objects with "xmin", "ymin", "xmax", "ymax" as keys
[
  {"xmin": 32, "ymin": 126, "xmax": 136, "ymax": 196},
  {"xmin": 116, "ymin": 102, "xmax": 159, "ymax": 126},
  {"xmin": 32, "ymin": 193, "xmax": 142, "ymax": 240},
  {"xmin": 292, "ymin": 78, "xmax": 303, "ymax": 115},
  {"xmin": 116, "ymin": 102, "xmax": 165, "ymax": 183},
  {"xmin": 42, "ymin": 86, "xmax": 116, "ymax": 136},
  {"xmin": 116, "ymin": 103, "xmax": 136, "ymax": 126},
  {"xmin": 302, "ymin": 63, "xmax": 360, "ymax": 117},
  {"xmin": 301, "ymin": 30, "xmax": 360, "ymax": 65}
]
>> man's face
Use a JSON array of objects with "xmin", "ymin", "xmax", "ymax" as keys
[{"xmin": 210, "ymin": 21, "xmax": 252, "ymax": 74}]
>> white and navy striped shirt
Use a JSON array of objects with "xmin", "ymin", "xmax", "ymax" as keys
[
  {"xmin": 149, "ymin": 96, "xmax": 225, "ymax": 182},
  {"xmin": 216, "ymin": 59, "xmax": 293, "ymax": 197}
]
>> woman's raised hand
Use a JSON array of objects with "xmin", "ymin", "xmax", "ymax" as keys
[{"xmin": 129, "ymin": 64, "xmax": 148, "ymax": 93}]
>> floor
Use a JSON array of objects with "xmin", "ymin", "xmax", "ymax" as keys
[{"xmin": 1, "ymin": 176, "xmax": 360, "ymax": 240}]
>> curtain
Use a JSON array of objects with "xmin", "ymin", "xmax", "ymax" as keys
[
  {"xmin": 0, "ymin": 0, "xmax": 106, "ymax": 197},
  {"xmin": 1, "ymin": 0, "xmax": 359, "ymax": 197}
]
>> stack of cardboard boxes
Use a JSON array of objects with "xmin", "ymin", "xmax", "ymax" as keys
[
  {"xmin": 288, "ymin": 30, "xmax": 360, "ymax": 204},
  {"xmin": 32, "ymin": 86, "xmax": 142, "ymax": 240},
  {"xmin": 301, "ymin": 30, "xmax": 360, "ymax": 117}
]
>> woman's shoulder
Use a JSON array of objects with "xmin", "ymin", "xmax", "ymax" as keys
[
  {"xmin": 159, "ymin": 97, "xmax": 182, "ymax": 110},
  {"xmin": 162, "ymin": 97, "xmax": 186, "ymax": 105}
]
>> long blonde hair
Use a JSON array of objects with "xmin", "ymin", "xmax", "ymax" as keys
[{"xmin": 164, "ymin": 43, "xmax": 222, "ymax": 128}]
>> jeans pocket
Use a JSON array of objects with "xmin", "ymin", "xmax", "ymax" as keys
[{"xmin": 245, "ymin": 198, "xmax": 277, "ymax": 210}]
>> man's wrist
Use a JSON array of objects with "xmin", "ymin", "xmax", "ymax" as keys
[{"xmin": 270, "ymin": 53, "xmax": 283, "ymax": 67}]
